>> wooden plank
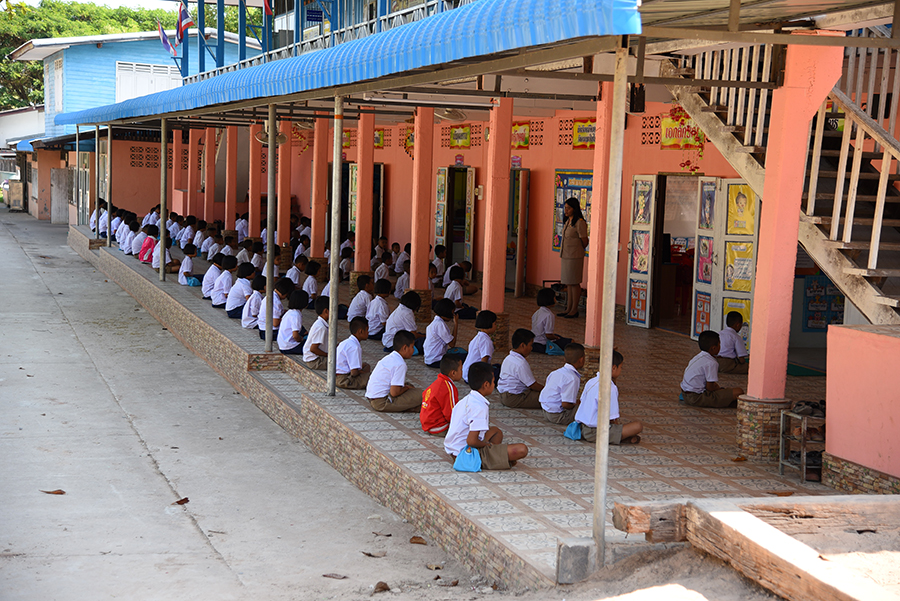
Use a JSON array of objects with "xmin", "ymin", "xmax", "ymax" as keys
[
  {"xmin": 740, "ymin": 495, "xmax": 900, "ymax": 535},
  {"xmin": 845, "ymin": 267, "xmax": 900, "ymax": 277},
  {"xmin": 868, "ymin": 152, "xmax": 893, "ymax": 269},
  {"xmin": 612, "ymin": 500, "xmax": 686, "ymax": 543},
  {"xmin": 743, "ymin": 44, "xmax": 758, "ymax": 146}
]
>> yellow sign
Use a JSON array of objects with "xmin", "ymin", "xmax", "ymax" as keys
[
  {"xmin": 727, "ymin": 184, "xmax": 756, "ymax": 235},
  {"xmin": 342, "ymin": 131, "xmax": 351, "ymax": 149},
  {"xmin": 660, "ymin": 115, "xmax": 704, "ymax": 150},
  {"xmin": 449, "ymin": 124, "xmax": 471, "ymax": 149},
  {"xmin": 404, "ymin": 128, "xmax": 414, "ymax": 158},
  {"xmin": 572, "ymin": 118, "xmax": 596, "ymax": 149},
  {"xmin": 374, "ymin": 129, "xmax": 385, "ymax": 149},
  {"xmin": 511, "ymin": 121, "xmax": 530, "ymax": 149},
  {"xmin": 725, "ymin": 242, "xmax": 754, "ymax": 292}
]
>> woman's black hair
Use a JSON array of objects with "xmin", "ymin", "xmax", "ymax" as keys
[{"xmin": 565, "ymin": 197, "xmax": 584, "ymax": 225}]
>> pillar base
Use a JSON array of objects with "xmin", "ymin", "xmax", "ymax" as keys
[
  {"xmin": 278, "ymin": 242, "xmax": 293, "ymax": 275},
  {"xmin": 582, "ymin": 345, "xmax": 602, "ymax": 382},
  {"xmin": 222, "ymin": 229, "xmax": 238, "ymax": 241},
  {"xmin": 350, "ymin": 270, "xmax": 373, "ymax": 296},
  {"xmin": 490, "ymin": 312, "xmax": 510, "ymax": 354},
  {"xmin": 737, "ymin": 395, "xmax": 791, "ymax": 463},
  {"xmin": 309, "ymin": 257, "xmax": 328, "ymax": 282},
  {"xmin": 408, "ymin": 289, "xmax": 432, "ymax": 325}
]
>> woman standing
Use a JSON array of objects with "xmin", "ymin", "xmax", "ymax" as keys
[{"xmin": 559, "ymin": 197, "xmax": 588, "ymax": 318}]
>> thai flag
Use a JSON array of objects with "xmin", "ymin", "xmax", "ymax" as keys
[
  {"xmin": 158, "ymin": 21, "xmax": 177, "ymax": 57},
  {"xmin": 263, "ymin": 0, "xmax": 273, "ymax": 17},
  {"xmin": 175, "ymin": 3, "xmax": 195, "ymax": 46}
]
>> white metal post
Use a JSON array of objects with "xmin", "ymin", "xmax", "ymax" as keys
[
  {"xmin": 327, "ymin": 96, "xmax": 344, "ymax": 396},
  {"xmin": 264, "ymin": 104, "xmax": 277, "ymax": 352}
]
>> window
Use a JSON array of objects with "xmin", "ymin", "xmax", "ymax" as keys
[
  {"xmin": 115, "ymin": 62, "xmax": 181, "ymax": 103},
  {"xmin": 54, "ymin": 58, "xmax": 63, "ymax": 112}
]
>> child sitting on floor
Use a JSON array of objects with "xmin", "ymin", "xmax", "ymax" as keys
[
  {"xmin": 681, "ymin": 331, "xmax": 745, "ymax": 407},
  {"xmin": 347, "ymin": 275, "xmax": 373, "ymax": 322},
  {"xmin": 576, "ymin": 350, "xmax": 643, "ymax": 444},
  {"xmin": 374, "ymin": 251, "xmax": 393, "ymax": 283},
  {"xmin": 320, "ymin": 270, "xmax": 349, "ymax": 320},
  {"xmin": 431, "ymin": 245, "xmax": 446, "ymax": 288},
  {"xmin": 394, "ymin": 260, "xmax": 410, "ymax": 300},
  {"xmin": 277, "ymin": 290, "xmax": 309, "ymax": 355},
  {"xmin": 531, "ymin": 288, "xmax": 573, "ymax": 354},
  {"xmin": 444, "ymin": 362, "xmax": 529, "ymax": 470},
  {"xmin": 302, "ymin": 261, "xmax": 321, "ymax": 309},
  {"xmin": 225, "ymin": 262, "xmax": 255, "ymax": 318},
  {"xmin": 211, "ymin": 256, "xmax": 238, "ymax": 309},
  {"xmin": 717, "ymin": 311, "xmax": 750, "ymax": 374},
  {"xmin": 235, "ymin": 239, "xmax": 253, "ymax": 264},
  {"xmin": 539, "ymin": 343, "xmax": 585, "ymax": 425},
  {"xmin": 206, "ymin": 234, "xmax": 224, "ymax": 260},
  {"xmin": 424, "ymin": 299, "xmax": 461, "ymax": 368},
  {"xmin": 366, "ymin": 278, "xmax": 391, "ymax": 340},
  {"xmin": 442, "ymin": 260, "xmax": 477, "ymax": 294},
  {"xmin": 462, "ymin": 310, "xmax": 501, "ymax": 384},
  {"xmin": 152, "ymin": 236, "xmax": 181, "ymax": 273},
  {"xmin": 250, "ymin": 241, "xmax": 266, "ymax": 272},
  {"xmin": 241, "ymin": 275, "xmax": 266, "ymax": 330},
  {"xmin": 302, "ymin": 295, "xmax": 330, "ymax": 370},
  {"xmin": 365, "ymin": 330, "xmax": 421, "ymax": 413},
  {"xmin": 420, "ymin": 354, "xmax": 463, "ymax": 436},
  {"xmin": 286, "ymin": 254, "xmax": 309, "ymax": 287},
  {"xmin": 179, "ymin": 244, "xmax": 199, "ymax": 286},
  {"xmin": 138, "ymin": 225, "xmax": 158, "ymax": 263},
  {"xmin": 335, "ymin": 316, "xmax": 371, "ymax": 390},
  {"xmin": 497, "ymin": 329, "xmax": 543, "ymax": 409},
  {"xmin": 383, "ymin": 291, "xmax": 426, "ymax": 352},
  {"xmin": 444, "ymin": 265, "xmax": 477, "ymax": 320},
  {"xmin": 122, "ymin": 221, "xmax": 140, "ymax": 255},
  {"xmin": 339, "ymin": 247, "xmax": 353, "ymax": 281},
  {"xmin": 201, "ymin": 253, "xmax": 224, "ymax": 300},
  {"xmin": 257, "ymin": 277, "xmax": 294, "ymax": 340}
]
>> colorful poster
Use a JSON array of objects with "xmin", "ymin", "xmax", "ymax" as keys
[
  {"xmin": 449, "ymin": 124, "xmax": 471, "ymax": 149},
  {"xmin": 434, "ymin": 167, "xmax": 447, "ymax": 245},
  {"xmin": 727, "ymin": 184, "xmax": 756, "ymax": 235},
  {"xmin": 552, "ymin": 170, "xmax": 592, "ymax": 253},
  {"xmin": 404, "ymin": 128, "xmax": 414, "ymax": 158},
  {"xmin": 802, "ymin": 275, "xmax": 845, "ymax": 331},
  {"xmin": 629, "ymin": 279, "xmax": 648, "ymax": 325},
  {"xmin": 631, "ymin": 231, "xmax": 650, "ymax": 274},
  {"xmin": 661, "ymin": 109, "xmax": 704, "ymax": 150},
  {"xmin": 725, "ymin": 241, "xmax": 754, "ymax": 292},
  {"xmin": 723, "ymin": 298, "xmax": 751, "ymax": 350},
  {"xmin": 699, "ymin": 180, "xmax": 715, "ymax": 230},
  {"xmin": 342, "ymin": 131, "xmax": 351, "ymax": 148},
  {"xmin": 290, "ymin": 125, "xmax": 311, "ymax": 154},
  {"xmin": 572, "ymin": 118, "xmax": 596, "ymax": 150},
  {"xmin": 511, "ymin": 121, "xmax": 530, "ymax": 149},
  {"xmin": 697, "ymin": 235, "xmax": 713, "ymax": 284},
  {"xmin": 694, "ymin": 291, "xmax": 711, "ymax": 336},
  {"xmin": 374, "ymin": 129, "xmax": 385, "ymax": 149},
  {"xmin": 632, "ymin": 179, "xmax": 652, "ymax": 225}
]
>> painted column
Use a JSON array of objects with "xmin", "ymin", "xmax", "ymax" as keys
[
  {"xmin": 248, "ymin": 123, "xmax": 262, "ymax": 238},
  {"xmin": 172, "ymin": 129, "xmax": 184, "ymax": 214},
  {"xmin": 310, "ymin": 112, "xmax": 329, "ymax": 264},
  {"xmin": 482, "ymin": 97, "xmax": 513, "ymax": 352},
  {"xmin": 739, "ymin": 32, "xmax": 844, "ymax": 461},
  {"xmin": 225, "ymin": 125, "xmax": 238, "ymax": 230},
  {"xmin": 352, "ymin": 108, "xmax": 375, "ymax": 294},
  {"xmin": 188, "ymin": 129, "xmax": 201, "ymax": 220},
  {"xmin": 204, "ymin": 127, "xmax": 216, "ymax": 223},
  {"xmin": 409, "ymin": 106, "xmax": 434, "ymax": 323}
]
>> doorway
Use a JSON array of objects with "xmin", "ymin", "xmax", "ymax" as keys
[
  {"xmin": 435, "ymin": 165, "xmax": 475, "ymax": 266},
  {"xmin": 656, "ymin": 174, "xmax": 700, "ymax": 334},
  {"xmin": 326, "ymin": 162, "xmax": 385, "ymax": 247}
]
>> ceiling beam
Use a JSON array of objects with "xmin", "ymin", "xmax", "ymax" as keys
[
  {"xmin": 642, "ymin": 26, "xmax": 900, "ymax": 48},
  {"xmin": 495, "ymin": 69, "xmax": 778, "ymax": 90}
]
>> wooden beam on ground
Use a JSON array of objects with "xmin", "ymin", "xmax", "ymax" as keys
[
  {"xmin": 613, "ymin": 500, "xmax": 687, "ymax": 542},
  {"xmin": 739, "ymin": 494, "xmax": 900, "ymax": 535}
]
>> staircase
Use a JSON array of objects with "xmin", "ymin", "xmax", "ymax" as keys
[{"xmin": 661, "ymin": 36, "xmax": 900, "ymax": 325}]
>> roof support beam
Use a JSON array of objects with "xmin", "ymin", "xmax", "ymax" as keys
[
  {"xmin": 642, "ymin": 26, "xmax": 900, "ymax": 48},
  {"xmin": 495, "ymin": 69, "xmax": 778, "ymax": 90},
  {"xmin": 728, "ymin": 0, "xmax": 741, "ymax": 33}
]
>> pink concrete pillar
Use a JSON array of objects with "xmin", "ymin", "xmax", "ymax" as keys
[
  {"xmin": 410, "ymin": 107, "xmax": 435, "ymax": 290},
  {"xmin": 481, "ymin": 97, "xmax": 513, "ymax": 313},
  {"xmin": 225, "ymin": 126, "xmax": 238, "ymax": 230},
  {"xmin": 248, "ymin": 124, "xmax": 262, "ymax": 237},
  {"xmin": 585, "ymin": 82, "xmax": 615, "ymax": 347},
  {"xmin": 310, "ymin": 112, "xmax": 329, "ymax": 257},
  {"xmin": 277, "ymin": 119, "xmax": 293, "ymax": 246},
  {"xmin": 204, "ymin": 127, "xmax": 216, "ymax": 223},
  {"xmin": 747, "ymin": 33, "xmax": 844, "ymax": 400},
  {"xmin": 172, "ymin": 130, "xmax": 183, "ymax": 212},
  {"xmin": 187, "ymin": 129, "xmax": 201, "ymax": 218},
  {"xmin": 355, "ymin": 109, "xmax": 375, "ymax": 270}
]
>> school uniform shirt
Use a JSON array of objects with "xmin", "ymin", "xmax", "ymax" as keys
[
  {"xmin": 236, "ymin": 248, "xmax": 251, "ymax": 264},
  {"xmin": 394, "ymin": 250, "xmax": 410, "ymax": 274},
  {"xmin": 718, "ymin": 327, "xmax": 749, "ymax": 359},
  {"xmin": 220, "ymin": 245, "xmax": 234, "ymax": 257},
  {"xmin": 206, "ymin": 242, "xmax": 221, "ymax": 259},
  {"xmin": 277, "ymin": 309, "xmax": 304, "ymax": 351},
  {"xmin": 421, "ymin": 373, "xmax": 459, "ymax": 434},
  {"xmin": 497, "ymin": 351, "xmax": 536, "ymax": 395},
  {"xmin": 178, "ymin": 225, "xmax": 194, "ymax": 249},
  {"xmin": 242, "ymin": 290, "xmax": 263, "ymax": 328},
  {"xmin": 531, "ymin": 306, "xmax": 555, "ymax": 346},
  {"xmin": 366, "ymin": 296, "xmax": 389, "ymax": 336},
  {"xmin": 193, "ymin": 230, "xmax": 206, "ymax": 248},
  {"xmin": 201, "ymin": 264, "xmax": 221, "ymax": 298},
  {"xmin": 347, "ymin": 290, "xmax": 371, "ymax": 322},
  {"xmin": 97, "ymin": 211, "xmax": 109, "ymax": 235},
  {"xmin": 178, "ymin": 256, "xmax": 194, "ymax": 285},
  {"xmin": 302, "ymin": 274, "xmax": 318, "ymax": 298},
  {"xmin": 324, "ymin": 248, "xmax": 331, "ymax": 263},
  {"xmin": 299, "ymin": 225, "xmax": 311, "ymax": 238},
  {"xmin": 321, "ymin": 281, "xmax": 332, "ymax": 298},
  {"xmin": 226, "ymin": 277, "xmax": 252, "ymax": 311},
  {"xmin": 110, "ymin": 216, "xmax": 122, "ymax": 234},
  {"xmin": 166, "ymin": 218, "xmax": 174, "ymax": 230},
  {"xmin": 121, "ymin": 230, "xmax": 135, "ymax": 254},
  {"xmin": 370, "ymin": 249, "xmax": 384, "ymax": 269},
  {"xmin": 444, "ymin": 280, "xmax": 463, "ymax": 310},
  {"xmin": 302, "ymin": 316, "xmax": 329, "ymax": 362},
  {"xmin": 149, "ymin": 212, "xmax": 160, "ymax": 226},
  {"xmin": 444, "ymin": 390, "xmax": 490, "ymax": 457},
  {"xmin": 394, "ymin": 272, "xmax": 410, "ymax": 300},
  {"xmin": 680, "ymin": 351, "xmax": 719, "ymax": 393},
  {"xmin": 115, "ymin": 221, "xmax": 129, "ymax": 245},
  {"xmin": 575, "ymin": 374, "xmax": 619, "ymax": 427},
  {"xmin": 211, "ymin": 270, "xmax": 234, "ymax": 306},
  {"xmin": 339, "ymin": 258, "xmax": 353, "ymax": 277},
  {"xmin": 382, "ymin": 305, "xmax": 416, "ymax": 348},
  {"xmin": 340, "ymin": 239, "xmax": 353, "ymax": 253},
  {"xmin": 294, "ymin": 244, "xmax": 308, "ymax": 261},
  {"xmin": 365, "ymin": 351, "xmax": 407, "ymax": 399},
  {"xmin": 443, "ymin": 262, "xmax": 461, "ymax": 287},
  {"xmin": 168, "ymin": 222, "xmax": 181, "ymax": 239},
  {"xmin": 374, "ymin": 263, "xmax": 390, "ymax": 281},
  {"xmin": 90, "ymin": 209, "xmax": 99, "ymax": 230},
  {"xmin": 286, "ymin": 265, "xmax": 304, "ymax": 286},
  {"xmin": 463, "ymin": 331, "xmax": 495, "ymax": 382},
  {"xmin": 257, "ymin": 293, "xmax": 284, "ymax": 331},
  {"xmin": 432, "ymin": 256, "xmax": 445, "ymax": 278},
  {"xmin": 424, "ymin": 316, "xmax": 454, "ymax": 365},
  {"xmin": 151, "ymin": 241, "xmax": 172, "ymax": 269},
  {"xmin": 336, "ymin": 335, "xmax": 363, "ymax": 375},
  {"xmin": 236, "ymin": 219, "xmax": 249, "ymax": 242},
  {"xmin": 251, "ymin": 254, "xmax": 265, "ymax": 272},
  {"xmin": 539, "ymin": 363, "xmax": 581, "ymax": 413}
]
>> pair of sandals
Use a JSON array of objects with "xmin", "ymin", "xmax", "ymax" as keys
[
  {"xmin": 792, "ymin": 400, "xmax": 826, "ymax": 418},
  {"xmin": 791, "ymin": 425, "xmax": 825, "ymax": 441}
]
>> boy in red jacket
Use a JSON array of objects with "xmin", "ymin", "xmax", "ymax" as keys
[{"xmin": 420, "ymin": 354, "xmax": 463, "ymax": 436}]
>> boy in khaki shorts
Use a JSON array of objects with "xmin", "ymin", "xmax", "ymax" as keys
[
  {"xmin": 335, "ymin": 317, "xmax": 371, "ymax": 390},
  {"xmin": 365, "ymin": 330, "xmax": 421, "ymax": 412},
  {"xmin": 681, "ymin": 331, "xmax": 744, "ymax": 407},
  {"xmin": 576, "ymin": 350, "xmax": 642, "ymax": 444}
]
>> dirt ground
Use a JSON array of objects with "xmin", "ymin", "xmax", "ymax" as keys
[{"xmin": 793, "ymin": 528, "xmax": 900, "ymax": 596}]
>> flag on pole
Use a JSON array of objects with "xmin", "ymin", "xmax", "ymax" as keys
[
  {"xmin": 175, "ymin": 3, "xmax": 195, "ymax": 46},
  {"xmin": 157, "ymin": 20, "xmax": 177, "ymax": 57},
  {"xmin": 263, "ymin": 0, "xmax": 273, "ymax": 17}
]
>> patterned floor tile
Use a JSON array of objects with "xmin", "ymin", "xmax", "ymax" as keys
[
  {"xmin": 421, "ymin": 473, "xmax": 479, "ymax": 487},
  {"xmin": 478, "ymin": 471, "xmax": 538, "ymax": 483},
  {"xmin": 437, "ymin": 486, "xmax": 499, "ymax": 501},
  {"xmin": 617, "ymin": 480, "xmax": 682, "ymax": 493},
  {"xmin": 502, "ymin": 532, "xmax": 560, "ymax": 551},
  {"xmin": 543, "ymin": 512, "xmax": 593, "ymax": 529},
  {"xmin": 519, "ymin": 497, "xmax": 586, "ymax": 512},
  {"xmin": 478, "ymin": 516, "xmax": 546, "ymax": 532},
  {"xmin": 456, "ymin": 500, "xmax": 519, "ymax": 515},
  {"xmin": 498, "ymin": 483, "xmax": 560, "ymax": 498}
]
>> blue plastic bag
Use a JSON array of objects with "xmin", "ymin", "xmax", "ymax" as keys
[
  {"xmin": 546, "ymin": 341, "xmax": 565, "ymax": 356},
  {"xmin": 186, "ymin": 276, "xmax": 201, "ymax": 287},
  {"xmin": 564, "ymin": 421, "xmax": 583, "ymax": 441},
  {"xmin": 453, "ymin": 446, "xmax": 482, "ymax": 472}
]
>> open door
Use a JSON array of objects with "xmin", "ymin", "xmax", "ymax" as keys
[
  {"xmin": 691, "ymin": 177, "xmax": 720, "ymax": 339},
  {"xmin": 343, "ymin": 162, "xmax": 386, "ymax": 244},
  {"xmin": 627, "ymin": 175, "xmax": 658, "ymax": 328},
  {"xmin": 463, "ymin": 166, "xmax": 475, "ymax": 263},
  {"xmin": 436, "ymin": 166, "xmax": 475, "ymax": 265},
  {"xmin": 434, "ymin": 167, "xmax": 448, "ymax": 249},
  {"xmin": 506, "ymin": 168, "xmax": 529, "ymax": 295}
]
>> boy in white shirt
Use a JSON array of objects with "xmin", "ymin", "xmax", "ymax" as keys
[
  {"xmin": 178, "ymin": 244, "xmax": 199, "ymax": 286},
  {"xmin": 717, "ymin": 311, "xmax": 750, "ymax": 374},
  {"xmin": 201, "ymin": 254, "xmax": 224, "ymax": 300},
  {"xmin": 250, "ymin": 241, "xmax": 266, "ymax": 272},
  {"xmin": 336, "ymin": 316, "xmax": 371, "ymax": 389},
  {"xmin": 121, "ymin": 221, "xmax": 139, "ymax": 254},
  {"xmin": 444, "ymin": 265, "xmax": 477, "ymax": 319},
  {"xmin": 374, "ymin": 252, "xmax": 393, "ymax": 283},
  {"xmin": 339, "ymin": 247, "xmax": 353, "ymax": 280},
  {"xmin": 681, "ymin": 331, "xmax": 744, "ymax": 407},
  {"xmin": 539, "ymin": 343, "xmax": 585, "ymax": 425},
  {"xmin": 442, "ymin": 260, "xmax": 478, "ymax": 294},
  {"xmin": 391, "ymin": 242, "xmax": 401, "ymax": 266},
  {"xmin": 130, "ymin": 225, "xmax": 149, "ymax": 256},
  {"xmin": 365, "ymin": 330, "xmax": 420, "ymax": 412},
  {"xmin": 444, "ymin": 362, "xmax": 529, "ymax": 470},
  {"xmin": 576, "ymin": 350, "xmax": 643, "ymax": 444},
  {"xmin": 152, "ymin": 237, "xmax": 181, "ymax": 273},
  {"xmin": 394, "ymin": 260, "xmax": 410, "ymax": 300},
  {"xmin": 220, "ymin": 235, "xmax": 237, "ymax": 257},
  {"xmin": 257, "ymin": 277, "xmax": 294, "ymax": 340},
  {"xmin": 497, "ymin": 329, "xmax": 544, "ymax": 409},
  {"xmin": 463, "ymin": 310, "xmax": 499, "ymax": 383},
  {"xmin": 179, "ymin": 216, "xmax": 196, "ymax": 250},
  {"xmin": 236, "ymin": 213, "xmax": 249, "ymax": 242},
  {"xmin": 302, "ymin": 296, "xmax": 330, "ymax": 370},
  {"xmin": 277, "ymin": 290, "xmax": 309, "ymax": 355},
  {"xmin": 205, "ymin": 234, "xmax": 224, "ymax": 260},
  {"xmin": 347, "ymin": 275, "xmax": 373, "ymax": 322},
  {"xmin": 225, "ymin": 263, "xmax": 255, "ymax": 318},
  {"xmin": 242, "ymin": 275, "xmax": 266, "ymax": 329},
  {"xmin": 235, "ymin": 239, "xmax": 253, "ymax": 264},
  {"xmin": 531, "ymin": 288, "xmax": 572, "ymax": 354},
  {"xmin": 302, "ymin": 261, "xmax": 321, "ymax": 309},
  {"xmin": 371, "ymin": 237, "xmax": 389, "ymax": 270},
  {"xmin": 431, "ymin": 244, "xmax": 447, "ymax": 288},
  {"xmin": 383, "ymin": 291, "xmax": 425, "ymax": 352},
  {"xmin": 366, "ymin": 279, "xmax": 391, "ymax": 339},
  {"xmin": 424, "ymin": 299, "xmax": 460, "ymax": 368},
  {"xmin": 286, "ymin": 254, "xmax": 309, "ymax": 287},
  {"xmin": 394, "ymin": 243, "xmax": 410, "ymax": 275},
  {"xmin": 211, "ymin": 256, "xmax": 238, "ymax": 309}
]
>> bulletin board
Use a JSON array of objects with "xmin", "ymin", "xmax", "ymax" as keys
[
  {"xmin": 552, "ymin": 169, "xmax": 592, "ymax": 252},
  {"xmin": 802, "ymin": 275, "xmax": 845, "ymax": 332}
]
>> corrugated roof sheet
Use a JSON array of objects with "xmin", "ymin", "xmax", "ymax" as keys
[{"xmin": 56, "ymin": 0, "xmax": 640, "ymax": 126}]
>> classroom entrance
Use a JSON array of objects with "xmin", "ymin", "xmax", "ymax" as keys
[
  {"xmin": 326, "ymin": 162, "xmax": 386, "ymax": 247},
  {"xmin": 435, "ymin": 165, "xmax": 475, "ymax": 266}
]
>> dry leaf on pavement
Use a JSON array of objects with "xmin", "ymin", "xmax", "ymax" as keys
[
  {"xmin": 361, "ymin": 551, "xmax": 387, "ymax": 558},
  {"xmin": 374, "ymin": 581, "xmax": 390, "ymax": 593},
  {"xmin": 409, "ymin": 536, "xmax": 427, "ymax": 545},
  {"xmin": 173, "ymin": 497, "xmax": 190, "ymax": 505},
  {"xmin": 426, "ymin": 564, "xmax": 442, "ymax": 570},
  {"xmin": 40, "ymin": 489, "xmax": 66, "ymax": 495},
  {"xmin": 322, "ymin": 573, "xmax": 348, "ymax": 580}
]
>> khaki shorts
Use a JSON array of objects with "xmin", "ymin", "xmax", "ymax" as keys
[
  {"xmin": 682, "ymin": 388, "xmax": 736, "ymax": 408},
  {"xmin": 305, "ymin": 356, "xmax": 328, "ymax": 371},
  {"xmin": 500, "ymin": 389, "xmax": 542, "ymax": 409},
  {"xmin": 581, "ymin": 423, "xmax": 623, "ymax": 445},
  {"xmin": 336, "ymin": 371, "xmax": 370, "ymax": 390},
  {"xmin": 716, "ymin": 356, "xmax": 749, "ymax": 374},
  {"xmin": 477, "ymin": 443, "xmax": 510, "ymax": 470},
  {"xmin": 368, "ymin": 387, "xmax": 422, "ymax": 413},
  {"xmin": 543, "ymin": 406, "xmax": 578, "ymax": 425}
]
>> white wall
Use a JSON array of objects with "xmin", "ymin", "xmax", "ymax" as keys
[{"xmin": 0, "ymin": 107, "xmax": 45, "ymax": 149}]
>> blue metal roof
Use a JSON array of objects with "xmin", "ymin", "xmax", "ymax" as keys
[{"xmin": 56, "ymin": 0, "xmax": 640, "ymax": 126}]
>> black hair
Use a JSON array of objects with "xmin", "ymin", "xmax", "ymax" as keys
[
  {"xmin": 251, "ymin": 241, "xmax": 264, "ymax": 253},
  {"xmin": 129, "ymin": 221, "xmax": 140, "ymax": 232},
  {"xmin": 349, "ymin": 316, "xmax": 369, "ymax": 335},
  {"xmin": 305, "ymin": 261, "xmax": 321, "ymax": 276},
  {"xmin": 726, "ymin": 311, "xmax": 744, "ymax": 328},
  {"xmin": 299, "ymin": 234, "xmax": 310, "ymax": 245},
  {"xmin": 393, "ymin": 329, "xmax": 416, "ymax": 351},
  {"xmin": 222, "ymin": 256, "xmax": 238, "ymax": 270},
  {"xmin": 356, "ymin": 274, "xmax": 371, "ymax": 289},
  {"xmin": 475, "ymin": 310, "xmax": 497, "ymax": 330},
  {"xmin": 565, "ymin": 197, "xmax": 585, "ymax": 225},
  {"xmin": 459, "ymin": 260, "xmax": 472, "ymax": 271},
  {"xmin": 564, "ymin": 342, "xmax": 585, "ymax": 364},
  {"xmin": 341, "ymin": 247, "xmax": 353, "ymax": 259},
  {"xmin": 294, "ymin": 253, "xmax": 309, "ymax": 266},
  {"xmin": 434, "ymin": 244, "xmax": 446, "ymax": 256},
  {"xmin": 400, "ymin": 291, "xmax": 422, "ymax": 312},
  {"xmin": 511, "ymin": 328, "xmax": 535, "ymax": 348},
  {"xmin": 197, "ymin": 219, "xmax": 207, "ymax": 229},
  {"xmin": 347, "ymin": 231, "xmax": 355, "ymax": 239},
  {"xmin": 240, "ymin": 239, "xmax": 253, "ymax": 249},
  {"xmin": 404, "ymin": 243, "xmax": 411, "ymax": 253},
  {"xmin": 612, "ymin": 350, "xmax": 624, "ymax": 367},
  {"xmin": 145, "ymin": 224, "xmax": 159, "ymax": 237},
  {"xmin": 374, "ymin": 278, "xmax": 391, "ymax": 295},
  {"xmin": 433, "ymin": 298, "xmax": 455, "ymax": 320},
  {"xmin": 448, "ymin": 265, "xmax": 464, "ymax": 281},
  {"xmin": 381, "ymin": 251, "xmax": 392, "ymax": 263},
  {"xmin": 237, "ymin": 262, "xmax": 255, "ymax": 279},
  {"xmin": 440, "ymin": 354, "xmax": 463, "ymax": 376},
  {"xmin": 223, "ymin": 235, "xmax": 234, "ymax": 245},
  {"xmin": 536, "ymin": 288, "xmax": 556, "ymax": 307},
  {"xmin": 213, "ymin": 234, "xmax": 224, "ymax": 242},
  {"xmin": 275, "ymin": 277, "xmax": 295, "ymax": 297},
  {"xmin": 698, "ymin": 330, "xmax": 720, "ymax": 353},
  {"xmin": 467, "ymin": 361, "xmax": 495, "ymax": 392},
  {"xmin": 211, "ymin": 253, "xmax": 225, "ymax": 267},
  {"xmin": 314, "ymin": 295, "xmax": 330, "ymax": 315},
  {"xmin": 288, "ymin": 289, "xmax": 309, "ymax": 311},
  {"xmin": 251, "ymin": 275, "xmax": 266, "ymax": 291}
]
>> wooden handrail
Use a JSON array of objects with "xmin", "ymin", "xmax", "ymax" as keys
[{"xmin": 829, "ymin": 88, "xmax": 900, "ymax": 161}]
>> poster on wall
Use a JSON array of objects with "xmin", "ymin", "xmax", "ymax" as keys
[
  {"xmin": 404, "ymin": 128, "xmax": 415, "ymax": 158},
  {"xmin": 631, "ymin": 231, "xmax": 650, "ymax": 274},
  {"xmin": 632, "ymin": 179, "xmax": 653, "ymax": 225},
  {"xmin": 694, "ymin": 291, "xmax": 711, "ymax": 336},
  {"xmin": 511, "ymin": 121, "xmax": 530, "ymax": 149},
  {"xmin": 802, "ymin": 275, "xmax": 845, "ymax": 332},
  {"xmin": 723, "ymin": 298, "xmax": 752, "ymax": 350},
  {"xmin": 374, "ymin": 129, "xmax": 385, "ymax": 149},
  {"xmin": 629, "ymin": 279, "xmax": 648, "ymax": 325},
  {"xmin": 552, "ymin": 170, "xmax": 592, "ymax": 252},
  {"xmin": 661, "ymin": 107, "xmax": 704, "ymax": 150},
  {"xmin": 449, "ymin": 124, "xmax": 471, "ymax": 149},
  {"xmin": 697, "ymin": 235, "xmax": 713, "ymax": 284},
  {"xmin": 725, "ymin": 241, "xmax": 754, "ymax": 292},
  {"xmin": 342, "ymin": 131, "xmax": 352, "ymax": 148},
  {"xmin": 699, "ymin": 180, "xmax": 715, "ymax": 230},
  {"xmin": 727, "ymin": 183, "xmax": 756, "ymax": 235},
  {"xmin": 572, "ymin": 118, "xmax": 596, "ymax": 150},
  {"xmin": 434, "ymin": 167, "xmax": 448, "ymax": 246}
]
